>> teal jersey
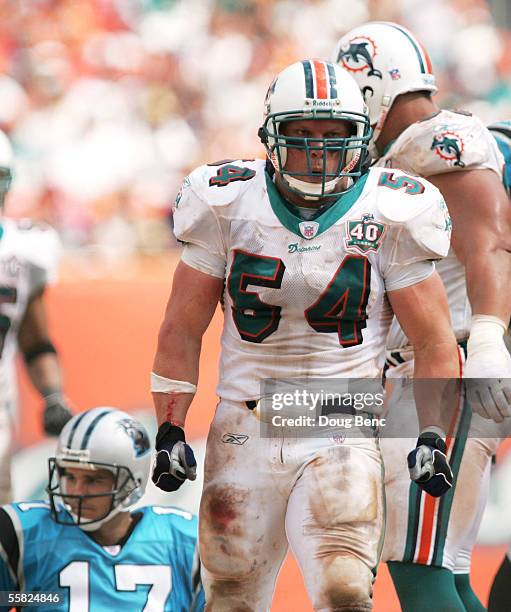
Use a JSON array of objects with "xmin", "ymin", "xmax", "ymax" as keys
[
  {"xmin": 488, "ymin": 120, "xmax": 511, "ymax": 196},
  {"xmin": 494, "ymin": 133, "xmax": 511, "ymax": 195},
  {"xmin": 0, "ymin": 502, "xmax": 204, "ymax": 612}
]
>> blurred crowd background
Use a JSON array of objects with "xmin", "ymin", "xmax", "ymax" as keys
[{"xmin": 1, "ymin": 0, "xmax": 511, "ymax": 264}]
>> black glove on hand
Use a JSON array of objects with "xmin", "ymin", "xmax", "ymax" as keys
[
  {"xmin": 43, "ymin": 393, "xmax": 73, "ymax": 436},
  {"xmin": 407, "ymin": 431, "xmax": 454, "ymax": 498},
  {"xmin": 152, "ymin": 422, "xmax": 197, "ymax": 492}
]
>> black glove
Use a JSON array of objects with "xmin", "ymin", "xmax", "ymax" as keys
[
  {"xmin": 407, "ymin": 431, "xmax": 454, "ymax": 498},
  {"xmin": 43, "ymin": 393, "xmax": 73, "ymax": 436},
  {"xmin": 152, "ymin": 422, "xmax": 197, "ymax": 492}
]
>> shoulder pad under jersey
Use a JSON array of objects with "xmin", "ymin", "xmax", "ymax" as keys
[
  {"xmin": 172, "ymin": 159, "xmax": 264, "ymax": 254},
  {"xmin": 180, "ymin": 159, "xmax": 264, "ymax": 207},
  {"xmin": 371, "ymin": 168, "xmax": 451, "ymax": 260},
  {"xmin": 382, "ymin": 110, "xmax": 503, "ymax": 177},
  {"xmin": 7, "ymin": 219, "xmax": 62, "ymax": 282}
]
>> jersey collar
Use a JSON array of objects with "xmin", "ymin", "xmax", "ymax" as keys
[{"xmin": 265, "ymin": 171, "xmax": 368, "ymax": 240}]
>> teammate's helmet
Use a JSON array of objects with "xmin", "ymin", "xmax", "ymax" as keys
[
  {"xmin": 488, "ymin": 121, "xmax": 511, "ymax": 196},
  {"xmin": 47, "ymin": 407, "xmax": 152, "ymax": 531},
  {"xmin": 0, "ymin": 130, "xmax": 13, "ymax": 210},
  {"xmin": 258, "ymin": 59, "xmax": 371, "ymax": 199},
  {"xmin": 333, "ymin": 22, "xmax": 437, "ymax": 143}
]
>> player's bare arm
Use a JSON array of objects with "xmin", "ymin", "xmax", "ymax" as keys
[
  {"xmin": 429, "ymin": 169, "xmax": 511, "ymax": 321},
  {"xmin": 430, "ymin": 169, "xmax": 511, "ymax": 421},
  {"xmin": 152, "ymin": 260, "xmax": 223, "ymax": 428},
  {"xmin": 389, "ymin": 271, "xmax": 458, "ymax": 497},
  {"xmin": 18, "ymin": 289, "xmax": 72, "ymax": 435},
  {"xmin": 389, "ymin": 270, "xmax": 459, "ymax": 428},
  {"xmin": 18, "ymin": 290, "xmax": 62, "ymax": 394},
  {"xmin": 151, "ymin": 260, "xmax": 222, "ymax": 493}
]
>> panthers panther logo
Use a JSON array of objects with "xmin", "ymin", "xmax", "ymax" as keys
[
  {"xmin": 118, "ymin": 418, "xmax": 150, "ymax": 457},
  {"xmin": 431, "ymin": 131, "xmax": 465, "ymax": 167}
]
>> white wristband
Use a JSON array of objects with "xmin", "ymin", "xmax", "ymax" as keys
[
  {"xmin": 467, "ymin": 315, "xmax": 507, "ymax": 353},
  {"xmin": 150, "ymin": 372, "xmax": 197, "ymax": 394}
]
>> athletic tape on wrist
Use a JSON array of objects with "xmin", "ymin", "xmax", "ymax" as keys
[
  {"xmin": 150, "ymin": 372, "xmax": 197, "ymax": 394},
  {"xmin": 468, "ymin": 315, "xmax": 507, "ymax": 352}
]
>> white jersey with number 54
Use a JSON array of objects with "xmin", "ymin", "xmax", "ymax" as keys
[{"xmin": 173, "ymin": 160, "xmax": 451, "ymax": 401}]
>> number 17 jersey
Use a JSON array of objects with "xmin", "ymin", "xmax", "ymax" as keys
[{"xmin": 173, "ymin": 160, "xmax": 451, "ymax": 401}]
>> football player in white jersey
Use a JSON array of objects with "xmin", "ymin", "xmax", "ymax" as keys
[
  {"xmin": 151, "ymin": 59, "xmax": 460, "ymax": 611},
  {"xmin": 334, "ymin": 22, "xmax": 511, "ymax": 612},
  {"xmin": 0, "ymin": 129, "xmax": 72, "ymax": 505}
]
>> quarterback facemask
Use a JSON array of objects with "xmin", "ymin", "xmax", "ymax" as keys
[{"xmin": 47, "ymin": 407, "xmax": 151, "ymax": 531}]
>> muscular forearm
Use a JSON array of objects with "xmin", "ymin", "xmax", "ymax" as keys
[
  {"xmin": 26, "ymin": 352, "xmax": 63, "ymax": 397},
  {"xmin": 464, "ymin": 247, "xmax": 511, "ymax": 322},
  {"xmin": 152, "ymin": 326, "xmax": 202, "ymax": 427},
  {"xmin": 413, "ymin": 338, "xmax": 460, "ymax": 433}
]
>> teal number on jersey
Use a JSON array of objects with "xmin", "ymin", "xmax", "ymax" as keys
[
  {"xmin": 305, "ymin": 255, "xmax": 371, "ymax": 347},
  {"xmin": 228, "ymin": 252, "xmax": 371, "ymax": 347},
  {"xmin": 378, "ymin": 171, "xmax": 425, "ymax": 195},
  {"xmin": 209, "ymin": 164, "xmax": 256, "ymax": 187},
  {"xmin": 228, "ymin": 250, "xmax": 285, "ymax": 342},
  {"xmin": 0, "ymin": 287, "xmax": 17, "ymax": 357}
]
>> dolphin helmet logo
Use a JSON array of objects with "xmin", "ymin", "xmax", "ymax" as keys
[
  {"xmin": 118, "ymin": 418, "xmax": 150, "ymax": 457},
  {"xmin": 431, "ymin": 131, "xmax": 465, "ymax": 167},
  {"xmin": 337, "ymin": 37, "xmax": 383, "ymax": 79}
]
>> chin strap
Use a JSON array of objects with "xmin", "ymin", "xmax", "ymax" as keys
[{"xmin": 283, "ymin": 175, "xmax": 340, "ymax": 199}]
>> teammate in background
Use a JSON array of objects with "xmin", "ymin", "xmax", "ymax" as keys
[
  {"xmin": 151, "ymin": 59, "xmax": 459, "ymax": 610},
  {"xmin": 0, "ymin": 129, "xmax": 72, "ymax": 505},
  {"xmin": 334, "ymin": 22, "xmax": 511, "ymax": 612},
  {"xmin": 486, "ymin": 120, "xmax": 511, "ymax": 612},
  {"xmin": 0, "ymin": 407, "xmax": 204, "ymax": 612}
]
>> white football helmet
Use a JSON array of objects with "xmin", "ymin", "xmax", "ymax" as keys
[
  {"xmin": 0, "ymin": 129, "xmax": 13, "ymax": 210},
  {"xmin": 258, "ymin": 59, "xmax": 371, "ymax": 200},
  {"xmin": 333, "ymin": 22, "xmax": 437, "ymax": 143},
  {"xmin": 47, "ymin": 407, "xmax": 152, "ymax": 531}
]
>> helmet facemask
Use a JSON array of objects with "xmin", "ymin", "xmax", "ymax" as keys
[
  {"xmin": 259, "ymin": 60, "xmax": 372, "ymax": 201},
  {"xmin": 47, "ymin": 457, "xmax": 140, "ymax": 532},
  {"xmin": 261, "ymin": 108, "xmax": 371, "ymax": 200}
]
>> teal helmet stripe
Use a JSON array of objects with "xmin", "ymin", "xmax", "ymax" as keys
[
  {"xmin": 383, "ymin": 22, "xmax": 427, "ymax": 74},
  {"xmin": 302, "ymin": 60, "xmax": 314, "ymax": 98},
  {"xmin": 66, "ymin": 411, "xmax": 88, "ymax": 448},
  {"xmin": 79, "ymin": 409, "xmax": 113, "ymax": 450},
  {"xmin": 326, "ymin": 62, "xmax": 338, "ymax": 98}
]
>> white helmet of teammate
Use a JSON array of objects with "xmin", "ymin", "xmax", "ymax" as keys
[
  {"xmin": 47, "ymin": 407, "xmax": 152, "ymax": 531},
  {"xmin": 333, "ymin": 22, "xmax": 437, "ymax": 143},
  {"xmin": 0, "ymin": 129, "xmax": 13, "ymax": 209},
  {"xmin": 258, "ymin": 59, "xmax": 371, "ymax": 199}
]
